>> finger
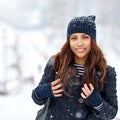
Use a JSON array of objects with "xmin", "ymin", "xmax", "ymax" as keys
[
  {"xmin": 82, "ymin": 85, "xmax": 89, "ymax": 97},
  {"xmin": 82, "ymin": 87, "xmax": 89, "ymax": 97},
  {"xmin": 53, "ymin": 88, "xmax": 63, "ymax": 94},
  {"xmin": 52, "ymin": 79, "xmax": 61, "ymax": 86},
  {"xmin": 52, "ymin": 83, "xmax": 63, "ymax": 91},
  {"xmin": 54, "ymin": 93, "xmax": 63, "ymax": 97},
  {"xmin": 81, "ymin": 92, "xmax": 87, "ymax": 99},
  {"xmin": 84, "ymin": 83, "xmax": 91, "ymax": 93},
  {"xmin": 89, "ymin": 83, "xmax": 94, "ymax": 91}
]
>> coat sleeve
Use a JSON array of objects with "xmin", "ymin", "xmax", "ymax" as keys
[
  {"xmin": 31, "ymin": 56, "xmax": 56, "ymax": 105},
  {"xmin": 90, "ymin": 66, "xmax": 118, "ymax": 120}
]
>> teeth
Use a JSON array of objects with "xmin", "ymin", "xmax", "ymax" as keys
[{"xmin": 77, "ymin": 48, "xmax": 84, "ymax": 52}]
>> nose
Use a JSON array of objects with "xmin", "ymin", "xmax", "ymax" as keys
[{"xmin": 77, "ymin": 39, "xmax": 83, "ymax": 46}]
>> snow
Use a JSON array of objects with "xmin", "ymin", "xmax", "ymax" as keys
[
  {"xmin": 0, "ymin": 84, "xmax": 40, "ymax": 120},
  {"xmin": 0, "ymin": 50, "xmax": 119, "ymax": 120},
  {"xmin": 0, "ymin": 28, "xmax": 120, "ymax": 120},
  {"xmin": 0, "ymin": 2, "xmax": 120, "ymax": 119}
]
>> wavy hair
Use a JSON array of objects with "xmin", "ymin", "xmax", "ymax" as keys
[{"xmin": 53, "ymin": 39, "xmax": 107, "ymax": 95}]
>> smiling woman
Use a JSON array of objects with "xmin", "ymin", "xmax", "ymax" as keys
[{"xmin": 32, "ymin": 15, "xmax": 118, "ymax": 120}]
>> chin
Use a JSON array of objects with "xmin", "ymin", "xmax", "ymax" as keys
[{"xmin": 75, "ymin": 53, "xmax": 88, "ymax": 59}]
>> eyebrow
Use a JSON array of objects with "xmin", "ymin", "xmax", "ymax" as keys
[
  {"xmin": 71, "ymin": 35, "xmax": 78, "ymax": 37},
  {"xmin": 71, "ymin": 33, "xmax": 88, "ymax": 37}
]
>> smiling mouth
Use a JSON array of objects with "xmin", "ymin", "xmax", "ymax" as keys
[{"xmin": 76, "ymin": 48, "xmax": 85, "ymax": 53}]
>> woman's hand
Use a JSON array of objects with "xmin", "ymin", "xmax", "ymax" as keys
[
  {"xmin": 81, "ymin": 83, "xmax": 94, "ymax": 99},
  {"xmin": 51, "ymin": 79, "xmax": 63, "ymax": 97}
]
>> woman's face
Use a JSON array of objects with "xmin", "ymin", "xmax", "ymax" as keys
[{"xmin": 69, "ymin": 33, "xmax": 92, "ymax": 64}]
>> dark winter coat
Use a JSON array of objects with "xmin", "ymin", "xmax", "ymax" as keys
[{"xmin": 32, "ymin": 56, "xmax": 118, "ymax": 120}]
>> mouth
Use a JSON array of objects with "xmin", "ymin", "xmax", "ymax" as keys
[{"xmin": 76, "ymin": 48, "xmax": 85, "ymax": 53}]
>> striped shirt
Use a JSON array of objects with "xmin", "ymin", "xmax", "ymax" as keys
[{"xmin": 73, "ymin": 63, "xmax": 85, "ymax": 77}]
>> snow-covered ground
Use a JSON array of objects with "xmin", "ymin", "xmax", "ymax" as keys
[{"xmin": 0, "ymin": 83, "xmax": 40, "ymax": 120}]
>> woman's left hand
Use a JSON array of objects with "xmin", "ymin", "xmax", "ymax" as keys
[{"xmin": 81, "ymin": 83, "xmax": 94, "ymax": 99}]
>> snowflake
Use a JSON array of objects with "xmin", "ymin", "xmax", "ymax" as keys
[
  {"xmin": 67, "ymin": 109, "xmax": 70, "ymax": 112},
  {"xmin": 70, "ymin": 113, "xmax": 73, "ymax": 116},
  {"xmin": 50, "ymin": 115, "xmax": 54, "ymax": 118}
]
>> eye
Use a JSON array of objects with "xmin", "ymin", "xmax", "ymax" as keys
[
  {"xmin": 70, "ymin": 37, "xmax": 77, "ymax": 40},
  {"xmin": 83, "ymin": 35, "xmax": 90, "ymax": 39}
]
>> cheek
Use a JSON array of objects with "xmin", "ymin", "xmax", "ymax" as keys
[
  {"xmin": 86, "ymin": 41, "xmax": 91, "ymax": 49},
  {"xmin": 70, "ymin": 43, "xmax": 75, "ymax": 52},
  {"xmin": 87, "ymin": 44, "xmax": 92, "ymax": 52}
]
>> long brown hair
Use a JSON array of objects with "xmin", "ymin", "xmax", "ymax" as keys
[{"xmin": 53, "ymin": 39, "xmax": 107, "ymax": 95}]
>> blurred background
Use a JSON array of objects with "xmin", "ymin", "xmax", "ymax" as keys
[{"xmin": 0, "ymin": 0, "xmax": 120, "ymax": 120}]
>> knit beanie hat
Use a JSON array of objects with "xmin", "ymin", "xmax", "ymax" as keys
[{"xmin": 67, "ymin": 15, "xmax": 96, "ymax": 42}]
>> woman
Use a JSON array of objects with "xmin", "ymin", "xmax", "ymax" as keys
[{"xmin": 32, "ymin": 15, "xmax": 118, "ymax": 120}]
